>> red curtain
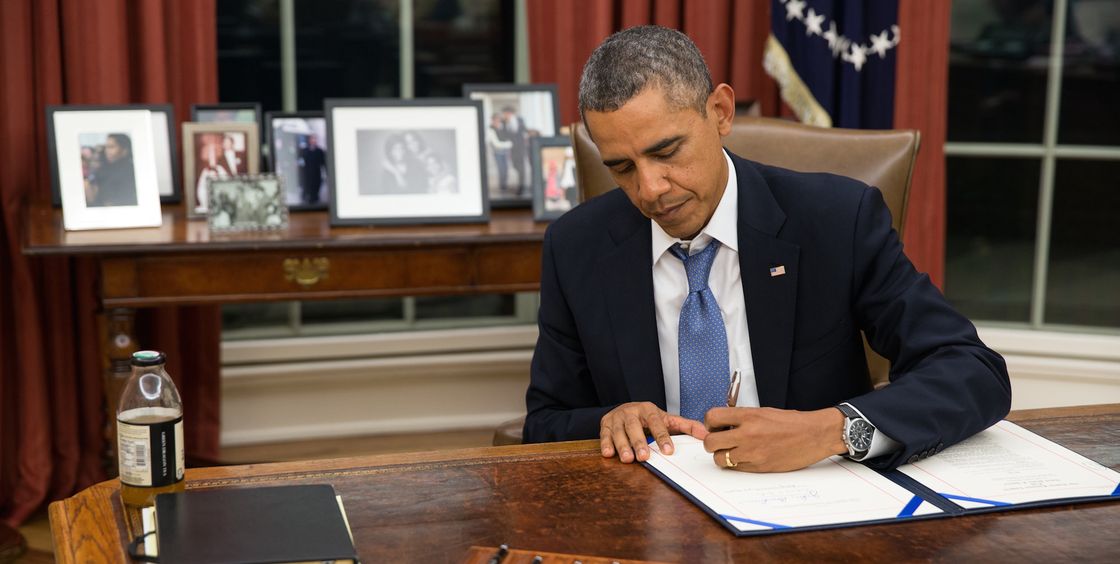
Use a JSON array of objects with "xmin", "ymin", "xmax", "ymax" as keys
[
  {"xmin": 526, "ymin": 0, "xmax": 947, "ymax": 285},
  {"xmin": 0, "ymin": 0, "xmax": 220, "ymax": 527}
]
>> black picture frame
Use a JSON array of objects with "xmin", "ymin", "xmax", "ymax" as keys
[
  {"xmin": 46, "ymin": 104, "xmax": 182, "ymax": 206},
  {"xmin": 462, "ymin": 83, "xmax": 561, "ymax": 209},
  {"xmin": 265, "ymin": 111, "xmax": 329, "ymax": 211},
  {"xmin": 530, "ymin": 135, "xmax": 579, "ymax": 221},
  {"xmin": 325, "ymin": 98, "xmax": 490, "ymax": 227}
]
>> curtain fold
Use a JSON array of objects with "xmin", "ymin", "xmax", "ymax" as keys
[{"xmin": 0, "ymin": 0, "xmax": 220, "ymax": 527}]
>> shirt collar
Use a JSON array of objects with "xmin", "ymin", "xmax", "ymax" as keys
[{"xmin": 651, "ymin": 149, "xmax": 739, "ymax": 264}]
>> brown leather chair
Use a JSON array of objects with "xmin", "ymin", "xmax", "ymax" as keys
[{"xmin": 493, "ymin": 117, "xmax": 920, "ymax": 446}]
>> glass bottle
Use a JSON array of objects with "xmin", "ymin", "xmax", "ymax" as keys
[{"xmin": 117, "ymin": 350, "xmax": 186, "ymax": 507}]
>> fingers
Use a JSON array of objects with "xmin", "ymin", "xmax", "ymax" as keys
[
  {"xmin": 667, "ymin": 414, "xmax": 708, "ymax": 441},
  {"xmin": 703, "ymin": 407, "xmax": 744, "ymax": 431},
  {"xmin": 646, "ymin": 413, "xmax": 675, "ymax": 456},
  {"xmin": 599, "ymin": 426, "xmax": 615, "ymax": 458},
  {"xmin": 624, "ymin": 414, "xmax": 651, "ymax": 462},
  {"xmin": 713, "ymin": 448, "xmax": 743, "ymax": 470}
]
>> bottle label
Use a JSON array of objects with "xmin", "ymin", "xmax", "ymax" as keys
[{"xmin": 117, "ymin": 411, "xmax": 184, "ymax": 488}]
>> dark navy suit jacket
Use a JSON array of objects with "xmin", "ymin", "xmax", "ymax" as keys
[{"xmin": 523, "ymin": 152, "xmax": 1011, "ymax": 470}]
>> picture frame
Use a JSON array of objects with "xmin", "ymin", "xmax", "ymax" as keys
[
  {"xmin": 207, "ymin": 174, "xmax": 289, "ymax": 232},
  {"xmin": 190, "ymin": 102, "xmax": 262, "ymax": 126},
  {"xmin": 47, "ymin": 104, "xmax": 181, "ymax": 206},
  {"xmin": 181, "ymin": 122, "xmax": 260, "ymax": 218},
  {"xmin": 530, "ymin": 135, "xmax": 579, "ymax": 221},
  {"xmin": 462, "ymin": 83, "xmax": 561, "ymax": 208},
  {"xmin": 265, "ymin": 111, "xmax": 329, "ymax": 211},
  {"xmin": 46, "ymin": 107, "xmax": 163, "ymax": 230},
  {"xmin": 325, "ymin": 98, "xmax": 489, "ymax": 226}
]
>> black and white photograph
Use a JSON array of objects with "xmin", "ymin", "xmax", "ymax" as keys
[
  {"xmin": 207, "ymin": 175, "xmax": 288, "ymax": 232},
  {"xmin": 46, "ymin": 106, "xmax": 163, "ymax": 230},
  {"xmin": 267, "ymin": 112, "xmax": 329, "ymax": 210},
  {"xmin": 463, "ymin": 84, "xmax": 560, "ymax": 207},
  {"xmin": 48, "ymin": 104, "xmax": 180, "ymax": 206},
  {"xmin": 326, "ymin": 98, "xmax": 488, "ymax": 226},
  {"xmin": 356, "ymin": 129, "xmax": 459, "ymax": 196},
  {"xmin": 530, "ymin": 136, "xmax": 579, "ymax": 221}
]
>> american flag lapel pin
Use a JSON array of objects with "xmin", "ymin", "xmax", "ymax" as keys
[{"xmin": 769, "ymin": 265, "xmax": 786, "ymax": 277}]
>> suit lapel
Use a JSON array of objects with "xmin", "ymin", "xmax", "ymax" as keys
[
  {"xmin": 601, "ymin": 205, "xmax": 667, "ymax": 408},
  {"xmin": 734, "ymin": 156, "xmax": 799, "ymax": 408}
]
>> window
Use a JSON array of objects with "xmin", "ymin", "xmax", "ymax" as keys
[
  {"xmin": 945, "ymin": 0, "xmax": 1120, "ymax": 331},
  {"xmin": 217, "ymin": 0, "xmax": 531, "ymax": 339}
]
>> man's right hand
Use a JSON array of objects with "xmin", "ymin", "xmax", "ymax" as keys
[{"xmin": 599, "ymin": 402, "xmax": 708, "ymax": 463}]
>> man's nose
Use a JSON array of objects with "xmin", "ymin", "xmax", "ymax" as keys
[{"xmin": 636, "ymin": 164, "xmax": 670, "ymax": 203}]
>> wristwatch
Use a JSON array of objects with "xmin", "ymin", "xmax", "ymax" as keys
[{"xmin": 837, "ymin": 403, "xmax": 874, "ymax": 458}]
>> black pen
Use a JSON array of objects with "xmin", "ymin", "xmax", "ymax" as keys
[{"xmin": 487, "ymin": 544, "xmax": 508, "ymax": 564}]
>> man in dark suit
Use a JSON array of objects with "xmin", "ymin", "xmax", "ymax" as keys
[{"xmin": 523, "ymin": 26, "xmax": 1011, "ymax": 472}]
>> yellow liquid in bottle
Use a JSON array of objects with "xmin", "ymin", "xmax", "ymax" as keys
[{"xmin": 117, "ymin": 411, "xmax": 185, "ymax": 507}]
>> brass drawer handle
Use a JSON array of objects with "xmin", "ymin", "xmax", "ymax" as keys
[{"xmin": 283, "ymin": 257, "xmax": 330, "ymax": 288}]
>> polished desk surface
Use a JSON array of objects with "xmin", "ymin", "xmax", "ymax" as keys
[{"xmin": 49, "ymin": 404, "xmax": 1120, "ymax": 563}]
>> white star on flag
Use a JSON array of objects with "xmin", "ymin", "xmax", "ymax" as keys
[
  {"xmin": 823, "ymin": 21, "xmax": 842, "ymax": 55},
  {"xmin": 785, "ymin": 0, "xmax": 806, "ymax": 21},
  {"xmin": 804, "ymin": 9, "xmax": 825, "ymax": 36},
  {"xmin": 844, "ymin": 43, "xmax": 868, "ymax": 71},
  {"xmin": 870, "ymin": 30, "xmax": 892, "ymax": 58}
]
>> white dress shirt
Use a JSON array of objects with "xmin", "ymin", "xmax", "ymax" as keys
[{"xmin": 650, "ymin": 150, "xmax": 899, "ymax": 460}]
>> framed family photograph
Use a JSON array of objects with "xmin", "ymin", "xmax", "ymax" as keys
[
  {"xmin": 46, "ymin": 106, "xmax": 163, "ymax": 230},
  {"xmin": 48, "ymin": 104, "xmax": 181, "ymax": 206},
  {"xmin": 181, "ymin": 122, "xmax": 260, "ymax": 218},
  {"xmin": 207, "ymin": 174, "xmax": 289, "ymax": 232},
  {"xmin": 190, "ymin": 102, "xmax": 262, "ymax": 125},
  {"xmin": 266, "ymin": 111, "xmax": 328, "ymax": 210},
  {"xmin": 325, "ymin": 98, "xmax": 488, "ymax": 226},
  {"xmin": 463, "ymin": 83, "xmax": 560, "ymax": 208},
  {"xmin": 530, "ymin": 135, "xmax": 579, "ymax": 221}
]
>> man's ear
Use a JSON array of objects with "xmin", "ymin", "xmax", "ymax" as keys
[{"xmin": 709, "ymin": 83, "xmax": 736, "ymax": 137}]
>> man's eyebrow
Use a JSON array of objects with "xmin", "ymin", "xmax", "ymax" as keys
[{"xmin": 601, "ymin": 135, "xmax": 684, "ymax": 168}]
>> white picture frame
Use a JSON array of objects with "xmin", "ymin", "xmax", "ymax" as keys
[
  {"xmin": 47, "ymin": 108, "xmax": 163, "ymax": 230},
  {"xmin": 326, "ymin": 98, "xmax": 489, "ymax": 226}
]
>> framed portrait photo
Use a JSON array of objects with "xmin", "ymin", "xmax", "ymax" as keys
[
  {"xmin": 181, "ymin": 122, "xmax": 260, "ymax": 218},
  {"xmin": 46, "ymin": 107, "xmax": 163, "ymax": 230},
  {"xmin": 47, "ymin": 105, "xmax": 181, "ymax": 206},
  {"xmin": 325, "ymin": 98, "xmax": 489, "ymax": 226},
  {"xmin": 190, "ymin": 102, "xmax": 262, "ymax": 125},
  {"xmin": 207, "ymin": 174, "xmax": 289, "ymax": 232},
  {"xmin": 462, "ymin": 83, "xmax": 560, "ymax": 208},
  {"xmin": 530, "ymin": 136, "xmax": 580, "ymax": 221},
  {"xmin": 265, "ymin": 111, "xmax": 329, "ymax": 211}
]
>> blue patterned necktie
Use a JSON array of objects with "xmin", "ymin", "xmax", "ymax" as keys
[{"xmin": 670, "ymin": 240, "xmax": 730, "ymax": 422}]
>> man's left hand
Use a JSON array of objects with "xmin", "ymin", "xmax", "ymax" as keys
[{"xmin": 703, "ymin": 407, "xmax": 847, "ymax": 472}]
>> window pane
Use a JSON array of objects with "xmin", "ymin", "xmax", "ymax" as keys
[
  {"xmin": 413, "ymin": 0, "xmax": 515, "ymax": 97},
  {"xmin": 414, "ymin": 294, "xmax": 515, "ymax": 320},
  {"xmin": 1044, "ymin": 159, "xmax": 1120, "ymax": 328},
  {"xmin": 295, "ymin": 0, "xmax": 401, "ymax": 109},
  {"xmin": 302, "ymin": 298, "xmax": 405, "ymax": 325},
  {"xmin": 223, "ymin": 302, "xmax": 294, "ymax": 331},
  {"xmin": 218, "ymin": 0, "xmax": 283, "ymax": 112},
  {"xmin": 945, "ymin": 157, "xmax": 1040, "ymax": 322},
  {"xmin": 1058, "ymin": 2, "xmax": 1120, "ymax": 145},
  {"xmin": 947, "ymin": 0, "xmax": 1051, "ymax": 143}
]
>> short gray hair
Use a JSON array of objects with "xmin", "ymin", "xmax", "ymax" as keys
[{"xmin": 578, "ymin": 26, "xmax": 713, "ymax": 120}]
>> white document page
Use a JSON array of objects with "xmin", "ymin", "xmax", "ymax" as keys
[
  {"xmin": 646, "ymin": 435, "xmax": 941, "ymax": 533},
  {"xmin": 898, "ymin": 420, "xmax": 1120, "ymax": 509}
]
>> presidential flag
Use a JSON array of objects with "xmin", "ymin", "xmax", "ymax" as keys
[{"xmin": 764, "ymin": 0, "xmax": 900, "ymax": 129}]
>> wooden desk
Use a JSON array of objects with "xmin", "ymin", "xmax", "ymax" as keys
[
  {"xmin": 23, "ymin": 203, "xmax": 546, "ymax": 468},
  {"xmin": 49, "ymin": 404, "xmax": 1120, "ymax": 563}
]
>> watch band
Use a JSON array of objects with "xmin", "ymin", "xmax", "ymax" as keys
[{"xmin": 836, "ymin": 403, "xmax": 860, "ymax": 420}]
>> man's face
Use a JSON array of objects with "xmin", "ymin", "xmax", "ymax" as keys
[
  {"xmin": 308, "ymin": 134, "xmax": 318, "ymax": 147},
  {"xmin": 584, "ymin": 84, "xmax": 734, "ymax": 240}
]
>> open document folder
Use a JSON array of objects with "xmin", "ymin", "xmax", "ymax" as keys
[{"xmin": 644, "ymin": 421, "xmax": 1120, "ymax": 536}]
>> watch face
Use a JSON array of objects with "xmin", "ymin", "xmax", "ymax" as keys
[{"xmin": 849, "ymin": 420, "xmax": 874, "ymax": 452}]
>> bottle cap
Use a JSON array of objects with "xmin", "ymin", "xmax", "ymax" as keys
[{"xmin": 131, "ymin": 350, "xmax": 166, "ymax": 366}]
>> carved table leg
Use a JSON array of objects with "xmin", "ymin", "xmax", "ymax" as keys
[{"xmin": 101, "ymin": 308, "xmax": 138, "ymax": 477}]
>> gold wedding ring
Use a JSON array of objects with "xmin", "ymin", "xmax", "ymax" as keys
[{"xmin": 724, "ymin": 450, "xmax": 737, "ymax": 468}]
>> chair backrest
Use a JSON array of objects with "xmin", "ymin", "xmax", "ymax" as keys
[{"xmin": 569, "ymin": 116, "xmax": 921, "ymax": 387}]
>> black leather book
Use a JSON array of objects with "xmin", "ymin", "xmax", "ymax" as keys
[{"xmin": 150, "ymin": 484, "xmax": 358, "ymax": 563}]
